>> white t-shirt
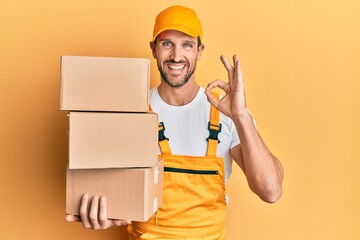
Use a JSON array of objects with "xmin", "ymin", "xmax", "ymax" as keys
[{"xmin": 150, "ymin": 87, "xmax": 240, "ymax": 184}]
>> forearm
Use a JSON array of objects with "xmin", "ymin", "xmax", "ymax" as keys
[{"xmin": 233, "ymin": 111, "xmax": 284, "ymax": 203}]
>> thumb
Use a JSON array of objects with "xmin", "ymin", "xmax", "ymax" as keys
[{"xmin": 66, "ymin": 214, "xmax": 81, "ymax": 222}]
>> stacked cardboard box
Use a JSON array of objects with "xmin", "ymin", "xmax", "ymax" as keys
[{"xmin": 60, "ymin": 56, "xmax": 163, "ymax": 222}]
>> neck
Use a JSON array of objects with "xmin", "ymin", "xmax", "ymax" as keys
[{"xmin": 157, "ymin": 79, "xmax": 200, "ymax": 106}]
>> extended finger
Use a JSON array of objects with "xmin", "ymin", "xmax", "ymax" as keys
[
  {"xmin": 234, "ymin": 59, "xmax": 247, "ymax": 106},
  {"xmin": 98, "ymin": 196, "xmax": 110, "ymax": 228},
  {"xmin": 234, "ymin": 56, "xmax": 244, "ymax": 81},
  {"xmin": 79, "ymin": 194, "xmax": 92, "ymax": 228},
  {"xmin": 232, "ymin": 55, "xmax": 238, "ymax": 70},
  {"xmin": 234, "ymin": 58, "xmax": 245, "ymax": 92},
  {"xmin": 89, "ymin": 196, "xmax": 101, "ymax": 229},
  {"xmin": 220, "ymin": 55, "xmax": 234, "ymax": 81}
]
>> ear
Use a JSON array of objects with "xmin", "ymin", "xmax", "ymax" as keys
[
  {"xmin": 196, "ymin": 44, "xmax": 205, "ymax": 61},
  {"xmin": 149, "ymin": 41, "xmax": 157, "ymax": 59}
]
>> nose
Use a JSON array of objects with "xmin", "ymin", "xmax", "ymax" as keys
[{"xmin": 170, "ymin": 45, "xmax": 181, "ymax": 62}]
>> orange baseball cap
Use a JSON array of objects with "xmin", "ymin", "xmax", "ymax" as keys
[{"xmin": 152, "ymin": 5, "xmax": 203, "ymax": 42}]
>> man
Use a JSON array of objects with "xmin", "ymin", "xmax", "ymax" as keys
[{"xmin": 66, "ymin": 5, "xmax": 284, "ymax": 239}]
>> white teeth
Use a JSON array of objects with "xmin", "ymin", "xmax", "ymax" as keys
[{"xmin": 169, "ymin": 65, "xmax": 184, "ymax": 70}]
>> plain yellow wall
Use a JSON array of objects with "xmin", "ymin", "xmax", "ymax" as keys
[{"xmin": 1, "ymin": 0, "xmax": 359, "ymax": 239}]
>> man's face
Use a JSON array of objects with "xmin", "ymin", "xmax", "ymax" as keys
[{"xmin": 150, "ymin": 30, "xmax": 204, "ymax": 88}]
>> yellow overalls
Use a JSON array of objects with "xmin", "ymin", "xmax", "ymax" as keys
[{"xmin": 128, "ymin": 94, "xmax": 226, "ymax": 239}]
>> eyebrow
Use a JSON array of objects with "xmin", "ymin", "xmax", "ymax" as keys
[
  {"xmin": 158, "ymin": 38, "xmax": 196, "ymax": 45},
  {"xmin": 183, "ymin": 39, "xmax": 196, "ymax": 45},
  {"xmin": 158, "ymin": 38, "xmax": 171, "ymax": 43}
]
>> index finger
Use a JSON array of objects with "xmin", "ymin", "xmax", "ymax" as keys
[{"xmin": 205, "ymin": 89, "xmax": 220, "ymax": 109}]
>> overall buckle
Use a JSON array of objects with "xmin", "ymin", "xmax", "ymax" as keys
[
  {"xmin": 206, "ymin": 122, "xmax": 222, "ymax": 143},
  {"xmin": 158, "ymin": 122, "xmax": 169, "ymax": 142}
]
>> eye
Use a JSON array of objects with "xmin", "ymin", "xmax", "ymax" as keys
[
  {"xmin": 161, "ymin": 41, "xmax": 172, "ymax": 48},
  {"xmin": 183, "ymin": 42, "xmax": 193, "ymax": 48}
]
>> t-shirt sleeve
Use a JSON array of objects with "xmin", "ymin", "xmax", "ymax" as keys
[{"xmin": 229, "ymin": 119, "xmax": 241, "ymax": 149}]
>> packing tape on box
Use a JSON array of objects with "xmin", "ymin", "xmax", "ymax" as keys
[
  {"xmin": 153, "ymin": 197, "xmax": 158, "ymax": 214},
  {"xmin": 154, "ymin": 166, "xmax": 159, "ymax": 184}
]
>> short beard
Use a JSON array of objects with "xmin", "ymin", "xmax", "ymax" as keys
[{"xmin": 158, "ymin": 61, "xmax": 196, "ymax": 88}]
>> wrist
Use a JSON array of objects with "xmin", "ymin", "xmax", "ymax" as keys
[{"xmin": 232, "ymin": 108, "xmax": 253, "ymax": 124}]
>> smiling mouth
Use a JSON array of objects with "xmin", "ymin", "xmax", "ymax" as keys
[
  {"xmin": 168, "ymin": 64, "xmax": 185, "ymax": 70},
  {"xmin": 165, "ymin": 60, "xmax": 187, "ymax": 71}
]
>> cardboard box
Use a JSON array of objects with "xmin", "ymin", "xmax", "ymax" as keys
[
  {"xmin": 60, "ymin": 56, "xmax": 150, "ymax": 112},
  {"xmin": 69, "ymin": 111, "xmax": 158, "ymax": 169},
  {"xmin": 66, "ymin": 159, "xmax": 164, "ymax": 222}
]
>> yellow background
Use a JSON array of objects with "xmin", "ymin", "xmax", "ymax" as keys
[{"xmin": 1, "ymin": 0, "xmax": 359, "ymax": 239}]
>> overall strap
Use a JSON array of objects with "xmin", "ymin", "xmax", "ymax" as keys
[
  {"xmin": 206, "ymin": 93, "xmax": 222, "ymax": 157},
  {"xmin": 158, "ymin": 122, "xmax": 172, "ymax": 155},
  {"xmin": 150, "ymin": 105, "xmax": 172, "ymax": 155}
]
